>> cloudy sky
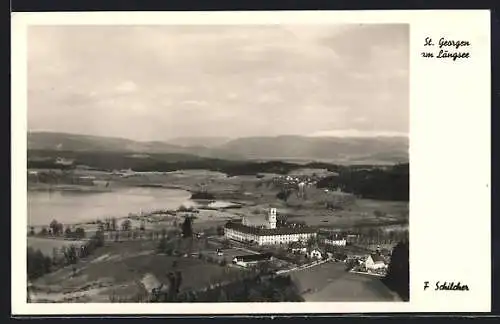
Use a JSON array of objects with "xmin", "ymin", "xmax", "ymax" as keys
[{"xmin": 28, "ymin": 24, "xmax": 409, "ymax": 141}]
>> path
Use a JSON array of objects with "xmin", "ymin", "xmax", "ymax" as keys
[{"xmin": 276, "ymin": 259, "xmax": 330, "ymax": 275}]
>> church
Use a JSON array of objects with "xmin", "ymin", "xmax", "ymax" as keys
[{"xmin": 224, "ymin": 208, "xmax": 317, "ymax": 246}]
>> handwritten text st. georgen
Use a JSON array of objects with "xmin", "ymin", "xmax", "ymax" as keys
[{"xmin": 421, "ymin": 37, "xmax": 471, "ymax": 61}]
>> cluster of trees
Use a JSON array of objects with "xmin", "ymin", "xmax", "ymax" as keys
[
  {"xmin": 49, "ymin": 220, "xmax": 64, "ymax": 236},
  {"xmin": 94, "ymin": 217, "xmax": 147, "ymax": 235},
  {"xmin": 274, "ymin": 165, "xmax": 408, "ymax": 206},
  {"xmin": 382, "ymin": 241, "xmax": 410, "ymax": 301},
  {"xmin": 276, "ymin": 189, "xmax": 293, "ymax": 201},
  {"xmin": 96, "ymin": 217, "xmax": 137, "ymax": 232},
  {"xmin": 316, "ymin": 163, "xmax": 409, "ymax": 201},
  {"xmin": 28, "ymin": 150, "xmax": 203, "ymax": 172},
  {"xmin": 154, "ymin": 273, "xmax": 304, "ymax": 302},
  {"xmin": 27, "ymin": 231, "xmax": 105, "ymax": 280},
  {"xmin": 254, "ymin": 246, "xmax": 308, "ymax": 266},
  {"xmin": 343, "ymin": 228, "xmax": 409, "ymax": 245},
  {"xmin": 29, "ymin": 220, "xmax": 87, "ymax": 240},
  {"xmin": 129, "ymin": 159, "xmax": 302, "ymax": 177},
  {"xmin": 157, "ymin": 217, "xmax": 195, "ymax": 255},
  {"xmin": 64, "ymin": 227, "xmax": 86, "ymax": 240},
  {"xmin": 196, "ymin": 252, "xmax": 227, "ymax": 267},
  {"xmin": 27, "ymin": 248, "xmax": 52, "ymax": 280},
  {"xmin": 181, "ymin": 217, "xmax": 193, "ymax": 238},
  {"xmin": 98, "ymin": 218, "xmax": 118, "ymax": 232},
  {"xmin": 177, "ymin": 205, "xmax": 196, "ymax": 213},
  {"xmin": 27, "ymin": 169, "xmax": 73, "ymax": 184}
]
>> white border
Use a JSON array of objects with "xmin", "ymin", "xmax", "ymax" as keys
[{"xmin": 11, "ymin": 10, "xmax": 491, "ymax": 314}]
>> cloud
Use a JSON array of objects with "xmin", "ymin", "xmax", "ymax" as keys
[
  {"xmin": 257, "ymin": 92, "xmax": 283, "ymax": 104},
  {"xmin": 227, "ymin": 93, "xmax": 239, "ymax": 100},
  {"xmin": 180, "ymin": 100, "xmax": 208, "ymax": 106},
  {"xmin": 114, "ymin": 80, "xmax": 138, "ymax": 93},
  {"xmin": 28, "ymin": 24, "xmax": 409, "ymax": 141},
  {"xmin": 349, "ymin": 72, "xmax": 372, "ymax": 80}
]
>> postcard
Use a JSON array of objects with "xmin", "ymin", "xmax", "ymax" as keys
[{"xmin": 11, "ymin": 10, "xmax": 491, "ymax": 315}]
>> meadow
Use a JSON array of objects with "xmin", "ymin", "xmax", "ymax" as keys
[
  {"xmin": 29, "ymin": 240, "xmax": 245, "ymax": 302},
  {"xmin": 27, "ymin": 237, "xmax": 85, "ymax": 256},
  {"xmin": 290, "ymin": 261, "xmax": 400, "ymax": 302}
]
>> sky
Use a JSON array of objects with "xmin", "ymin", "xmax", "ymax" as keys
[{"xmin": 28, "ymin": 24, "xmax": 409, "ymax": 141}]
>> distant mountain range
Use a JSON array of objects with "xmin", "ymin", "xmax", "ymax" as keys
[
  {"xmin": 166, "ymin": 136, "xmax": 232, "ymax": 148},
  {"xmin": 28, "ymin": 132, "xmax": 409, "ymax": 165}
]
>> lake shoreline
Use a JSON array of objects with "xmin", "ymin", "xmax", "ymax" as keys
[
  {"xmin": 27, "ymin": 185, "xmax": 246, "ymax": 230},
  {"xmin": 27, "ymin": 185, "xmax": 193, "ymax": 228}
]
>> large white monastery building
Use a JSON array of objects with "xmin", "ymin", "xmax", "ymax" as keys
[{"xmin": 224, "ymin": 208, "xmax": 317, "ymax": 246}]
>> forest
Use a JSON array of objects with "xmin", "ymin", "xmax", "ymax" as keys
[
  {"xmin": 28, "ymin": 150, "xmax": 409, "ymax": 201},
  {"xmin": 316, "ymin": 163, "xmax": 409, "ymax": 201}
]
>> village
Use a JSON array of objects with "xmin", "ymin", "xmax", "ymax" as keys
[
  {"xmin": 27, "ymin": 160, "xmax": 408, "ymax": 302},
  {"xmin": 27, "ymin": 201, "xmax": 406, "ymax": 302},
  {"xmin": 216, "ymin": 207, "xmax": 394, "ymax": 277}
]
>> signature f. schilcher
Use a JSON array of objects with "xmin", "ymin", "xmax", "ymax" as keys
[{"xmin": 424, "ymin": 281, "xmax": 470, "ymax": 291}]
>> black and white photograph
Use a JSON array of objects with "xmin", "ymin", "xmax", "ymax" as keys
[{"xmin": 24, "ymin": 23, "xmax": 411, "ymax": 304}]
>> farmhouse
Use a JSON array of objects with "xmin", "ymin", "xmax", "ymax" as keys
[
  {"xmin": 232, "ymin": 253, "xmax": 273, "ymax": 267},
  {"xmin": 224, "ymin": 208, "xmax": 317, "ymax": 246},
  {"xmin": 365, "ymin": 253, "xmax": 387, "ymax": 271},
  {"xmin": 308, "ymin": 249, "xmax": 323, "ymax": 260},
  {"xmin": 323, "ymin": 236, "xmax": 347, "ymax": 247}
]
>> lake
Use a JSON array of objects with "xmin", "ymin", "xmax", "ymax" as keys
[{"xmin": 27, "ymin": 187, "xmax": 194, "ymax": 226}]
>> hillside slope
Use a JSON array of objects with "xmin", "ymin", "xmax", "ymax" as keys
[{"xmin": 28, "ymin": 132, "xmax": 408, "ymax": 164}]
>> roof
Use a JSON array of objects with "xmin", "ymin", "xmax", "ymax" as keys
[
  {"xmin": 289, "ymin": 241, "xmax": 306, "ymax": 249},
  {"xmin": 242, "ymin": 215, "xmax": 268, "ymax": 227},
  {"xmin": 369, "ymin": 253, "xmax": 385, "ymax": 263},
  {"xmin": 141, "ymin": 273, "xmax": 162, "ymax": 292},
  {"xmin": 234, "ymin": 253, "xmax": 273, "ymax": 262},
  {"xmin": 225, "ymin": 221, "xmax": 316, "ymax": 236}
]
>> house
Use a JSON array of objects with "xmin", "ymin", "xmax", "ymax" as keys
[
  {"xmin": 232, "ymin": 253, "xmax": 273, "ymax": 267},
  {"xmin": 308, "ymin": 249, "xmax": 323, "ymax": 260},
  {"xmin": 365, "ymin": 253, "xmax": 387, "ymax": 271},
  {"xmin": 323, "ymin": 237, "xmax": 347, "ymax": 247}
]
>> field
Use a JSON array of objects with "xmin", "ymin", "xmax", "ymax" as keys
[
  {"xmin": 290, "ymin": 262, "xmax": 400, "ymax": 302},
  {"xmin": 281, "ymin": 199, "xmax": 409, "ymax": 229},
  {"xmin": 29, "ymin": 240, "xmax": 244, "ymax": 302},
  {"xmin": 27, "ymin": 237, "xmax": 85, "ymax": 256}
]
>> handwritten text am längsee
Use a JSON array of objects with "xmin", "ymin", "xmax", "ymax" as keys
[{"xmin": 421, "ymin": 37, "xmax": 471, "ymax": 61}]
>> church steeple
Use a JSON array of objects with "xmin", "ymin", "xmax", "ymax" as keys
[{"xmin": 267, "ymin": 208, "xmax": 277, "ymax": 229}]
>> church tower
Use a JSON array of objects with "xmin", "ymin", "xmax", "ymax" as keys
[{"xmin": 267, "ymin": 208, "xmax": 277, "ymax": 229}]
